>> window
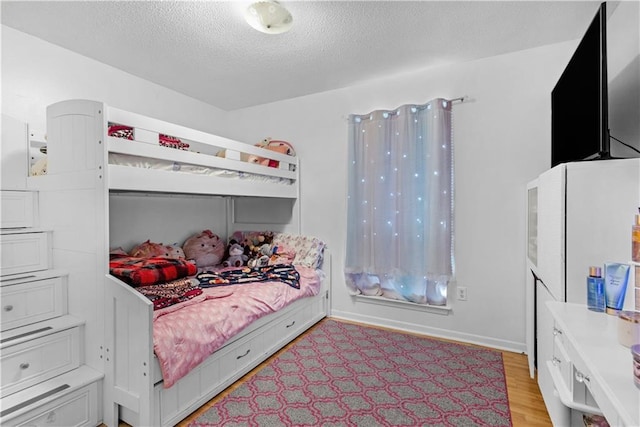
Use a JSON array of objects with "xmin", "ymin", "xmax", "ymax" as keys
[{"xmin": 344, "ymin": 99, "xmax": 454, "ymax": 305}]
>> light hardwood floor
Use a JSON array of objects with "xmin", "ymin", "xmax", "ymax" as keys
[{"xmin": 175, "ymin": 318, "xmax": 552, "ymax": 426}]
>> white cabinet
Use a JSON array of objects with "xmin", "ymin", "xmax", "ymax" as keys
[
  {"xmin": 528, "ymin": 158, "xmax": 640, "ymax": 425},
  {"xmin": 0, "ymin": 190, "xmax": 103, "ymax": 426},
  {"xmin": 534, "ymin": 159, "xmax": 639, "ymax": 304},
  {"xmin": 536, "ymin": 163, "xmax": 566, "ymax": 301}
]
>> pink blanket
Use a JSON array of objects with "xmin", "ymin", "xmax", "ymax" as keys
[{"xmin": 152, "ymin": 265, "xmax": 322, "ymax": 388}]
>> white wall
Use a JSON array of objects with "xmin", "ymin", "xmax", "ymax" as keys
[
  {"xmin": 222, "ymin": 42, "xmax": 574, "ymax": 351},
  {"xmin": 1, "ymin": 26, "xmax": 230, "ymax": 136},
  {"xmin": 221, "ymin": 2, "xmax": 639, "ymax": 352}
]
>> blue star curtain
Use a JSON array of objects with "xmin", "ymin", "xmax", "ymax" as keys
[{"xmin": 345, "ymin": 99, "xmax": 454, "ymax": 305}]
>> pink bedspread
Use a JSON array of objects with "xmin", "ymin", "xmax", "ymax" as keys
[{"xmin": 152, "ymin": 265, "xmax": 322, "ymax": 388}]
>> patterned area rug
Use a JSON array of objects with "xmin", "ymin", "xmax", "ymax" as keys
[{"xmin": 189, "ymin": 319, "xmax": 512, "ymax": 426}]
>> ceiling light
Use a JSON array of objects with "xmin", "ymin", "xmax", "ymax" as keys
[{"xmin": 245, "ymin": 1, "xmax": 293, "ymax": 35}]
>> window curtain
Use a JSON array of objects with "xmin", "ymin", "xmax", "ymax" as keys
[{"xmin": 344, "ymin": 98, "xmax": 454, "ymax": 305}]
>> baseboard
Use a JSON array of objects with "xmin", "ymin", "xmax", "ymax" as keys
[{"xmin": 329, "ymin": 310, "xmax": 526, "ymax": 354}]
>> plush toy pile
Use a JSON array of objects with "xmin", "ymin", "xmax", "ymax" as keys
[
  {"xmin": 111, "ymin": 229, "xmax": 297, "ymax": 274},
  {"xmin": 130, "ymin": 240, "xmax": 185, "ymax": 259}
]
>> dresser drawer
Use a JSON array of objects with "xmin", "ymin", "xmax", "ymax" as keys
[
  {"xmin": 0, "ymin": 191, "xmax": 36, "ymax": 229},
  {"xmin": 8, "ymin": 381, "xmax": 99, "ymax": 427},
  {"xmin": 552, "ymin": 334, "xmax": 572, "ymax": 393},
  {"xmin": 0, "ymin": 277, "xmax": 66, "ymax": 331},
  {"xmin": 0, "ymin": 232, "xmax": 50, "ymax": 276},
  {"xmin": 1, "ymin": 327, "xmax": 80, "ymax": 397}
]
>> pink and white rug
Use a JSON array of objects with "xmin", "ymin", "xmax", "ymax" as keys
[{"xmin": 189, "ymin": 319, "xmax": 512, "ymax": 426}]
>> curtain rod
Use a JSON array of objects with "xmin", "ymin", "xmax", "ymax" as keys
[
  {"xmin": 447, "ymin": 96, "xmax": 467, "ymax": 104},
  {"xmin": 343, "ymin": 96, "xmax": 468, "ymax": 121}
]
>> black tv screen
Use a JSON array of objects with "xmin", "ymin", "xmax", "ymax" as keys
[{"xmin": 551, "ymin": 2, "xmax": 609, "ymax": 168}]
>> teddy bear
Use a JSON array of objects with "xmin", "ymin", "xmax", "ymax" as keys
[
  {"xmin": 222, "ymin": 242, "xmax": 248, "ymax": 268},
  {"xmin": 248, "ymin": 138, "xmax": 295, "ymax": 168},
  {"xmin": 183, "ymin": 230, "xmax": 225, "ymax": 268}
]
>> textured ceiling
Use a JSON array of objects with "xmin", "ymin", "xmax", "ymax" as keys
[{"xmin": 2, "ymin": 1, "xmax": 604, "ymax": 111}]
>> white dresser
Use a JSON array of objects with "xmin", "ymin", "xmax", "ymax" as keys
[
  {"xmin": 545, "ymin": 301, "xmax": 639, "ymax": 426},
  {"xmin": 0, "ymin": 190, "xmax": 103, "ymax": 426}
]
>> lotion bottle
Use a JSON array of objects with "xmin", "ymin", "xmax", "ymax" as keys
[{"xmin": 587, "ymin": 266, "xmax": 605, "ymax": 312}]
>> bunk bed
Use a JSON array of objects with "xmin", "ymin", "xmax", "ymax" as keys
[{"xmin": 29, "ymin": 99, "xmax": 330, "ymax": 427}]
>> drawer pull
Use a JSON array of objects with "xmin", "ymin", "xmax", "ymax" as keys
[
  {"xmin": 46, "ymin": 411, "xmax": 56, "ymax": 423},
  {"xmin": 3, "ymin": 305, "xmax": 13, "ymax": 312},
  {"xmin": 237, "ymin": 349, "xmax": 250, "ymax": 360},
  {"xmin": 286, "ymin": 320, "xmax": 296, "ymax": 328},
  {"xmin": 553, "ymin": 327, "xmax": 563, "ymax": 337},
  {"xmin": 552, "ymin": 357, "xmax": 561, "ymax": 367},
  {"xmin": 19, "ymin": 362, "xmax": 30, "ymax": 370}
]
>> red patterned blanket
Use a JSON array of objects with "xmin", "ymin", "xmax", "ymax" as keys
[{"xmin": 109, "ymin": 254, "xmax": 197, "ymax": 287}]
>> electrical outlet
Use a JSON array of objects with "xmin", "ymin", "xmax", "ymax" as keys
[{"xmin": 457, "ymin": 286, "xmax": 467, "ymax": 301}]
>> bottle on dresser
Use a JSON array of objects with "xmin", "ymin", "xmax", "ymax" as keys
[{"xmin": 587, "ymin": 266, "xmax": 605, "ymax": 312}]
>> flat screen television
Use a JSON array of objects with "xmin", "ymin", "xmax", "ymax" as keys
[{"xmin": 551, "ymin": 2, "xmax": 609, "ymax": 168}]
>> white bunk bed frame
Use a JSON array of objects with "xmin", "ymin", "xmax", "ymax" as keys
[{"xmin": 29, "ymin": 99, "xmax": 330, "ymax": 427}]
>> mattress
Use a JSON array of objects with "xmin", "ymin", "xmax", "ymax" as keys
[
  {"xmin": 109, "ymin": 153, "xmax": 294, "ymax": 185},
  {"xmin": 151, "ymin": 265, "xmax": 322, "ymax": 388}
]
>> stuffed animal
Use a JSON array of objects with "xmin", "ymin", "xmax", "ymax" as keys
[
  {"xmin": 268, "ymin": 244, "xmax": 296, "ymax": 265},
  {"xmin": 263, "ymin": 139, "xmax": 296, "ymax": 168},
  {"xmin": 110, "ymin": 247, "xmax": 129, "ymax": 257},
  {"xmin": 165, "ymin": 243, "xmax": 186, "ymax": 259},
  {"xmin": 249, "ymin": 138, "xmax": 296, "ymax": 168},
  {"xmin": 31, "ymin": 157, "xmax": 48, "ymax": 176},
  {"xmin": 222, "ymin": 242, "xmax": 248, "ymax": 268},
  {"xmin": 183, "ymin": 230, "xmax": 225, "ymax": 268},
  {"xmin": 246, "ymin": 241, "xmax": 276, "ymax": 268},
  {"xmin": 217, "ymin": 138, "xmax": 295, "ymax": 169},
  {"xmin": 130, "ymin": 240, "xmax": 185, "ymax": 259},
  {"xmin": 244, "ymin": 232, "xmax": 274, "ymax": 259}
]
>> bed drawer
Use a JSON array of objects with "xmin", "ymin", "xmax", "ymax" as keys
[
  {"xmin": 223, "ymin": 328, "xmax": 267, "ymax": 374},
  {"xmin": 272, "ymin": 306, "xmax": 309, "ymax": 342},
  {"xmin": 157, "ymin": 328, "xmax": 267, "ymax": 426},
  {"xmin": 0, "ymin": 276, "xmax": 66, "ymax": 332},
  {"xmin": 1, "ymin": 327, "xmax": 80, "ymax": 397},
  {"xmin": 0, "ymin": 231, "xmax": 50, "ymax": 277},
  {"xmin": 6, "ymin": 381, "xmax": 99, "ymax": 427}
]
